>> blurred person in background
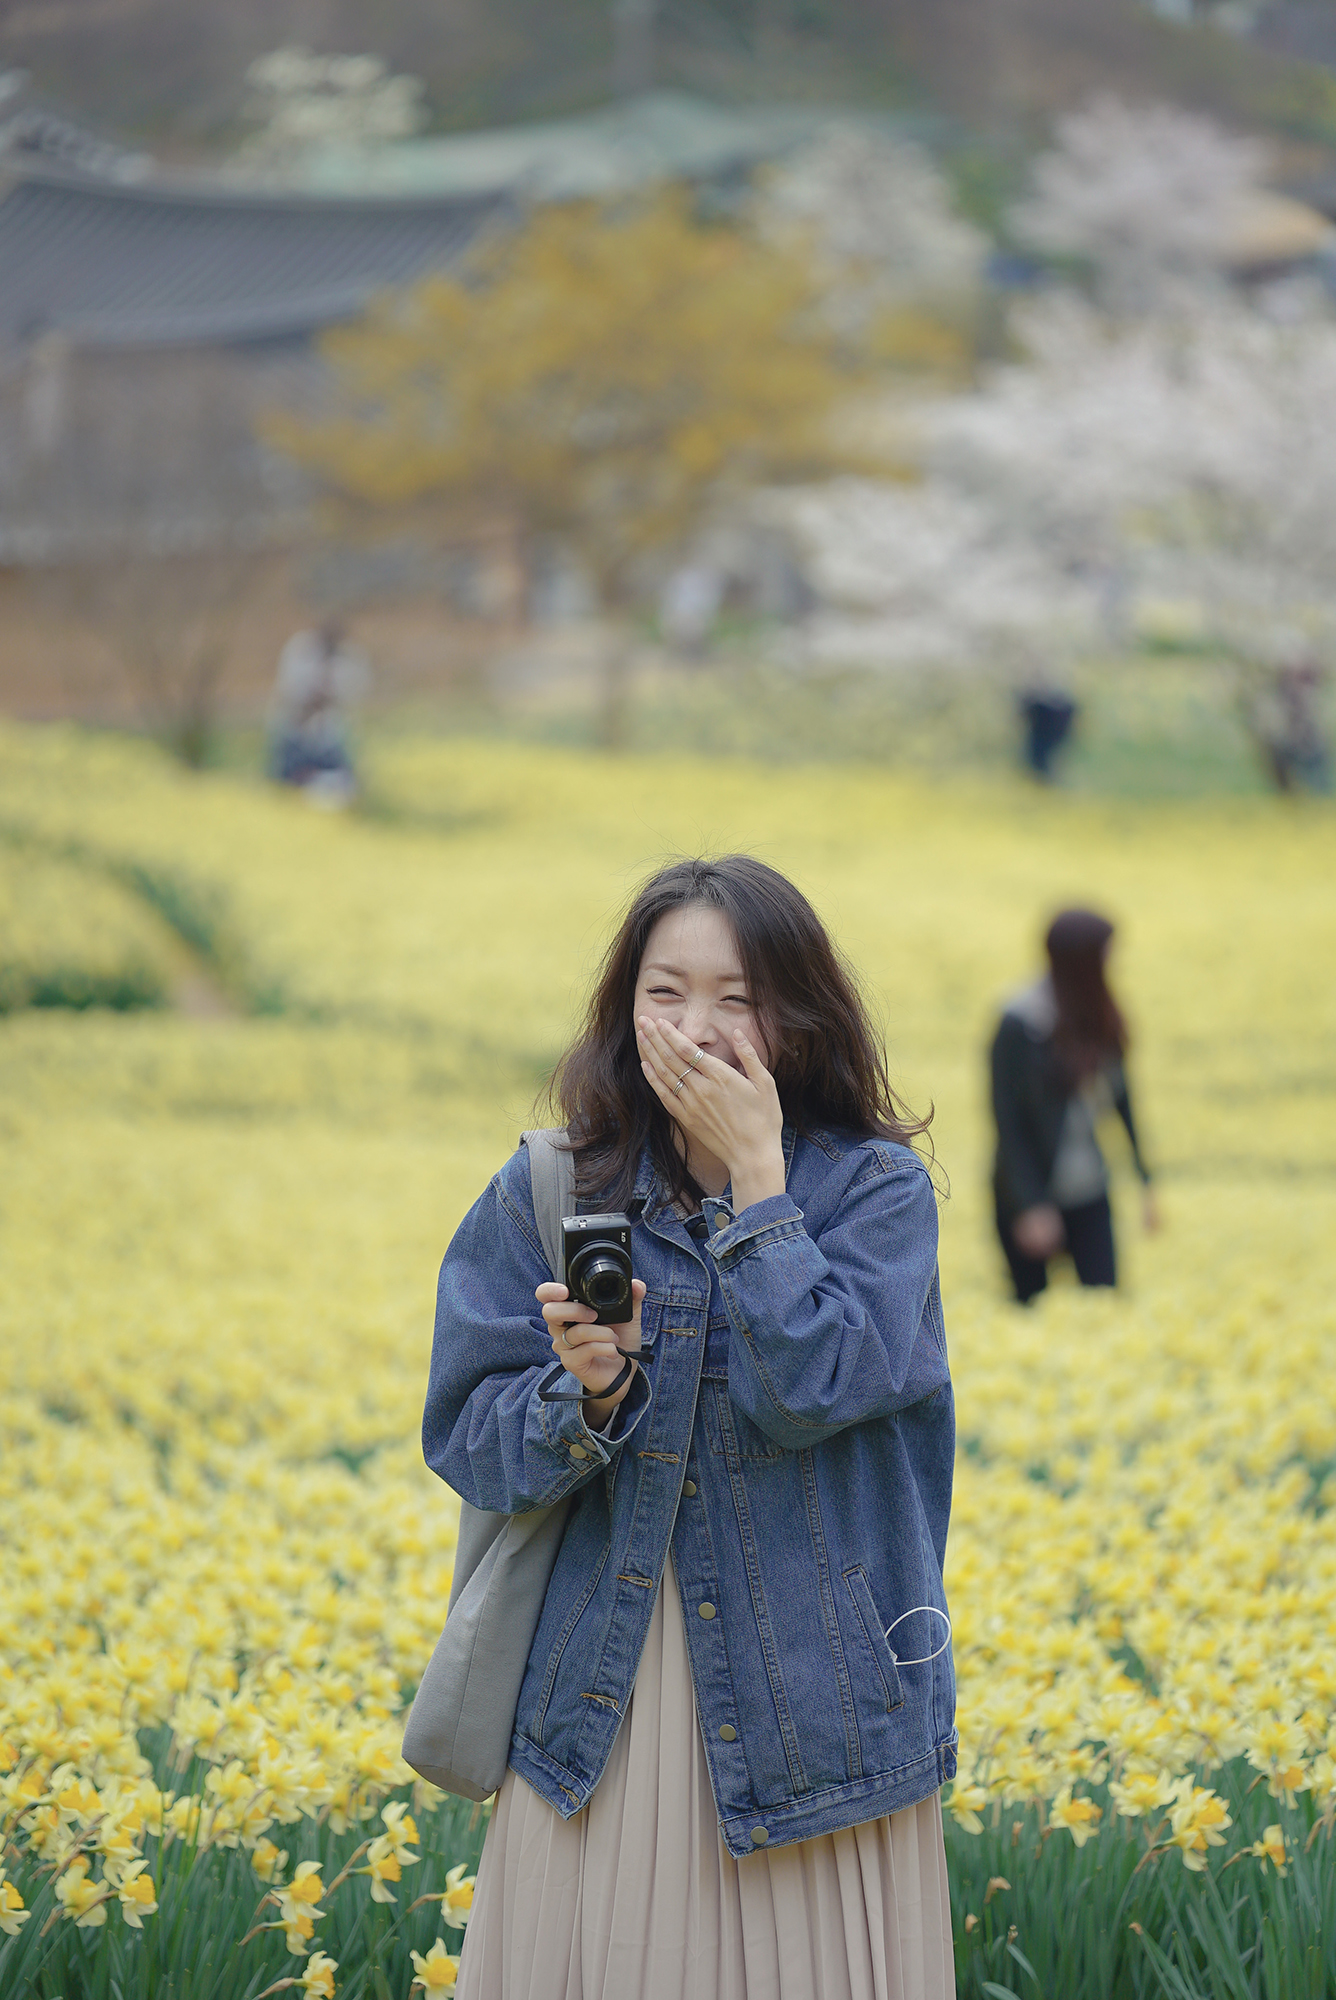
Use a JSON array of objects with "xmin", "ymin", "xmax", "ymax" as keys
[
  {"xmin": 660, "ymin": 561, "xmax": 724, "ymax": 660},
  {"xmin": 427, "ymin": 856, "xmax": 957, "ymax": 2000},
  {"xmin": 1017, "ymin": 677, "xmax": 1078, "ymax": 783},
  {"xmin": 991, "ymin": 908, "xmax": 1156, "ymax": 1304},
  {"xmin": 268, "ymin": 618, "xmax": 370, "ymax": 803},
  {"xmin": 1252, "ymin": 643, "xmax": 1331, "ymax": 795}
]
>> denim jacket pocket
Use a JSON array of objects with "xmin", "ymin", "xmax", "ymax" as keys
[
  {"xmin": 700, "ymin": 1306, "xmax": 730, "ymax": 1381},
  {"xmin": 636, "ymin": 1288, "xmax": 669, "ymax": 1354},
  {"xmin": 843, "ymin": 1566, "xmax": 906, "ymax": 1714}
]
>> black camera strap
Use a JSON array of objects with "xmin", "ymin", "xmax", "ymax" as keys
[{"xmin": 536, "ymin": 1352, "xmax": 640, "ymax": 1404}]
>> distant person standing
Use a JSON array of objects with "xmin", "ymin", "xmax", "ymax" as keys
[
  {"xmin": 268, "ymin": 619, "xmax": 370, "ymax": 803},
  {"xmin": 1018, "ymin": 683, "xmax": 1078, "ymax": 782},
  {"xmin": 990, "ymin": 908, "xmax": 1156, "ymax": 1303},
  {"xmin": 660, "ymin": 563, "xmax": 723, "ymax": 660},
  {"xmin": 1253, "ymin": 648, "xmax": 1331, "ymax": 795}
]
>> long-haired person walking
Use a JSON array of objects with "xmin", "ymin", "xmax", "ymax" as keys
[
  {"xmin": 991, "ymin": 907, "xmax": 1156, "ymax": 1305},
  {"xmin": 423, "ymin": 856, "xmax": 957, "ymax": 2000}
]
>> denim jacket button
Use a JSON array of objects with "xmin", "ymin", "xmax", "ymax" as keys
[
  {"xmin": 682, "ymin": 1480, "xmax": 697, "ymax": 1497},
  {"xmin": 750, "ymin": 1826, "xmax": 769, "ymax": 1846},
  {"xmin": 697, "ymin": 1601, "xmax": 716, "ymax": 1619},
  {"xmin": 718, "ymin": 1723, "xmax": 737, "ymax": 1741},
  {"xmin": 569, "ymin": 1443, "xmax": 589, "ymax": 1460}
]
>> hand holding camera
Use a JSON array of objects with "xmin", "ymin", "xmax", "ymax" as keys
[{"xmin": 537, "ymin": 1211, "xmax": 645, "ymax": 1419}]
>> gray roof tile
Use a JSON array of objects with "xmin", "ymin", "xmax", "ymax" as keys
[{"xmin": 0, "ymin": 167, "xmax": 504, "ymax": 348}]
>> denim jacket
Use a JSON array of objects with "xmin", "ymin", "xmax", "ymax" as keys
[{"xmin": 423, "ymin": 1125, "xmax": 956, "ymax": 1858}]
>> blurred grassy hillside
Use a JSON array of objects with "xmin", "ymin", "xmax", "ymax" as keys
[{"xmin": 7, "ymin": 0, "xmax": 1336, "ymax": 155}]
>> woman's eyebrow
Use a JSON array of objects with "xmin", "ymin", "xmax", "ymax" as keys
[{"xmin": 643, "ymin": 961, "xmax": 747, "ymax": 983}]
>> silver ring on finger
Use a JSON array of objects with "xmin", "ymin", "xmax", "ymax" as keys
[
  {"xmin": 560, "ymin": 1327, "xmax": 572, "ymax": 1345},
  {"xmin": 674, "ymin": 1072, "xmax": 690, "ymax": 1094},
  {"xmin": 689, "ymin": 1047, "xmax": 704, "ymax": 1070}
]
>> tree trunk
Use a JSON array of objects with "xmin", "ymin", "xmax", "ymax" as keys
[{"xmin": 596, "ymin": 627, "xmax": 633, "ymax": 751}]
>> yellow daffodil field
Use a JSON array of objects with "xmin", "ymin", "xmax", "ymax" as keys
[{"xmin": 1, "ymin": 719, "xmax": 1334, "ymax": 2000}]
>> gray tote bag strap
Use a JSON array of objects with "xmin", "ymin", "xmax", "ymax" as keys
[
  {"xmin": 520, "ymin": 1126, "xmax": 576, "ymax": 1278},
  {"xmin": 442, "ymin": 1130, "xmax": 571, "ymax": 1625},
  {"xmin": 402, "ymin": 1128, "xmax": 577, "ymax": 1800}
]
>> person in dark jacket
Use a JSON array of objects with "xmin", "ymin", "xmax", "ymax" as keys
[{"xmin": 990, "ymin": 908, "xmax": 1156, "ymax": 1303}]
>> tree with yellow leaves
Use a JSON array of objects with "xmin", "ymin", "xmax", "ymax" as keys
[{"xmin": 268, "ymin": 193, "xmax": 871, "ymax": 741}]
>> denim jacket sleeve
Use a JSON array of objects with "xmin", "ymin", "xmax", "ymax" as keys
[
  {"xmin": 704, "ymin": 1147, "xmax": 944, "ymax": 1450},
  {"xmin": 421, "ymin": 1148, "xmax": 651, "ymax": 1513}
]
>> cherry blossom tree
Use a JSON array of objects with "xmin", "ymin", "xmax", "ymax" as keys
[
  {"xmin": 1010, "ymin": 95, "xmax": 1268, "ymax": 315},
  {"xmin": 765, "ymin": 288, "xmax": 1336, "ymax": 726},
  {"xmin": 237, "ymin": 48, "xmax": 427, "ymax": 169},
  {"xmin": 752, "ymin": 127, "xmax": 987, "ymax": 344},
  {"xmin": 770, "ymin": 476, "xmax": 1090, "ymax": 673},
  {"xmin": 932, "ymin": 294, "xmax": 1336, "ymax": 651}
]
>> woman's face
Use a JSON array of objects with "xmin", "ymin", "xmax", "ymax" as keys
[{"xmin": 632, "ymin": 905, "xmax": 772, "ymax": 1073}]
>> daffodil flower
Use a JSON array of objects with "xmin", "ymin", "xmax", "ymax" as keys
[
  {"xmin": 283, "ymin": 1908, "xmax": 316, "ymax": 1955},
  {"xmin": 1250, "ymin": 1824, "xmax": 1287, "ymax": 1875},
  {"xmin": 362, "ymin": 1837, "xmax": 402, "ymax": 1904},
  {"xmin": 1109, "ymin": 1771, "xmax": 1175, "ymax": 1818},
  {"xmin": 117, "ymin": 1860, "xmax": 158, "ymax": 1928},
  {"xmin": 54, "ymin": 1856, "xmax": 111, "ymax": 1928},
  {"xmin": 301, "ymin": 1950, "xmax": 338, "ymax": 1997},
  {"xmin": 252, "ymin": 1838, "xmax": 289, "ymax": 1883},
  {"xmin": 946, "ymin": 1783, "xmax": 988, "ymax": 1836},
  {"xmin": 54, "ymin": 1776, "xmax": 102, "ymax": 1825},
  {"xmin": 410, "ymin": 1937, "xmax": 461, "ymax": 1994},
  {"xmin": 1166, "ymin": 1780, "xmax": 1232, "ymax": 1871},
  {"xmin": 1047, "ymin": 1788, "xmax": 1102, "ymax": 1848},
  {"xmin": 380, "ymin": 1801, "xmax": 419, "ymax": 1860},
  {"xmin": 0, "ymin": 1871, "xmax": 30, "ymax": 1936},
  {"xmin": 279, "ymin": 1860, "xmax": 325, "ymax": 1918},
  {"xmin": 442, "ymin": 1863, "xmax": 475, "ymax": 1928}
]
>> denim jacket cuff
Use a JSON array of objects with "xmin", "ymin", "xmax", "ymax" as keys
[
  {"xmin": 536, "ymin": 1359, "xmax": 652, "ymax": 1469},
  {"xmin": 585, "ymin": 1363, "xmax": 652, "ymax": 1444},
  {"xmin": 701, "ymin": 1192, "xmax": 805, "ymax": 1269}
]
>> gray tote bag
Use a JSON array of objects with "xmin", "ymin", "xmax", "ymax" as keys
[{"xmin": 401, "ymin": 1129, "xmax": 575, "ymax": 1802}]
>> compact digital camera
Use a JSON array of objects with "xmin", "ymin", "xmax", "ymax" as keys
[{"xmin": 561, "ymin": 1212, "xmax": 635, "ymax": 1325}]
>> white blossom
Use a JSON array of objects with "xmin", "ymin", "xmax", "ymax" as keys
[
  {"xmin": 930, "ymin": 292, "xmax": 1336, "ymax": 651},
  {"xmin": 238, "ymin": 46, "xmax": 426, "ymax": 168},
  {"xmin": 772, "ymin": 287, "xmax": 1336, "ymax": 673},
  {"xmin": 770, "ymin": 477, "xmax": 1090, "ymax": 671},
  {"xmin": 753, "ymin": 127, "xmax": 986, "ymax": 334},
  {"xmin": 1011, "ymin": 95, "xmax": 1268, "ymax": 313}
]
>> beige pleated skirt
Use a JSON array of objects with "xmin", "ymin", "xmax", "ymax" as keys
[{"xmin": 456, "ymin": 1560, "xmax": 956, "ymax": 2000}]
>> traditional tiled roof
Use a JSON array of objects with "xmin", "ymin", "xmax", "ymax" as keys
[
  {"xmin": 281, "ymin": 89, "xmax": 824, "ymax": 201},
  {"xmin": 0, "ymin": 68, "xmax": 150, "ymax": 185},
  {"xmin": 0, "ymin": 163, "xmax": 504, "ymax": 349},
  {"xmin": 0, "ymin": 86, "xmax": 942, "ymax": 352}
]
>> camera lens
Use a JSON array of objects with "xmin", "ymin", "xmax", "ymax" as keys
[{"xmin": 570, "ymin": 1248, "xmax": 632, "ymax": 1320}]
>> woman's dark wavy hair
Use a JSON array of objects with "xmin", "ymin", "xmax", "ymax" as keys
[
  {"xmin": 1045, "ymin": 907, "xmax": 1128, "ymax": 1083},
  {"xmin": 546, "ymin": 855, "xmax": 932, "ymax": 1209}
]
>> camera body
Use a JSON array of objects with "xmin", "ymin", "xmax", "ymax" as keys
[{"xmin": 561, "ymin": 1212, "xmax": 635, "ymax": 1325}]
